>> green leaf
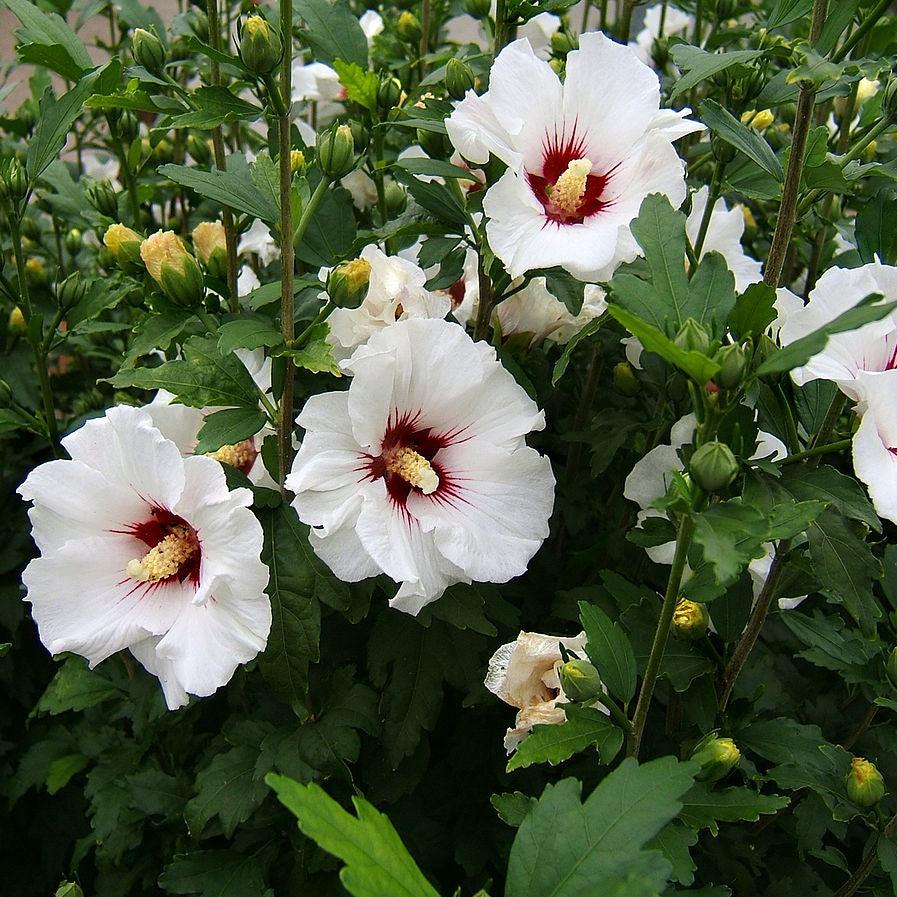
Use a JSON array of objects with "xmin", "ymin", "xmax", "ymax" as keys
[
  {"xmin": 692, "ymin": 501, "xmax": 769, "ymax": 584},
  {"xmin": 505, "ymin": 758, "xmax": 698, "ymax": 897},
  {"xmin": 708, "ymin": 573, "xmax": 754, "ymax": 643},
  {"xmin": 217, "ymin": 316, "xmax": 283, "ymax": 354},
  {"xmin": 491, "ymin": 792, "xmax": 537, "ymax": 827},
  {"xmin": 46, "ymin": 753, "xmax": 89, "ymax": 795},
  {"xmin": 159, "ymin": 155, "xmax": 279, "ymax": 223},
  {"xmin": 125, "ymin": 769, "xmax": 191, "ymax": 816},
  {"xmin": 28, "ymin": 63, "xmax": 120, "ymax": 179},
  {"xmin": 678, "ymin": 783, "xmax": 790, "ymax": 835},
  {"xmin": 765, "ymin": 499, "xmax": 828, "ymax": 540},
  {"xmin": 647, "ymin": 824, "xmax": 698, "ymax": 886},
  {"xmin": 757, "ymin": 295, "xmax": 897, "ymax": 377},
  {"xmin": 551, "ymin": 317, "xmax": 603, "ymax": 385},
  {"xmin": 110, "ymin": 335, "xmax": 261, "ymax": 408},
  {"xmin": 267, "ymin": 775, "xmax": 441, "ymax": 897},
  {"xmin": 295, "ymin": 0, "xmax": 368, "ymax": 68},
  {"xmin": 506, "ymin": 706, "xmax": 624, "ymax": 772},
  {"xmin": 195, "ymin": 407, "xmax": 267, "ymax": 455},
  {"xmin": 578, "ymin": 601, "xmax": 637, "ymax": 704},
  {"xmin": 185, "ymin": 744, "xmax": 269, "ymax": 838},
  {"xmin": 729, "ymin": 282, "xmax": 778, "ymax": 340},
  {"xmin": 36, "ymin": 657, "xmax": 123, "ymax": 714},
  {"xmin": 607, "ymin": 305, "xmax": 721, "ymax": 383},
  {"xmin": 4, "ymin": 0, "xmax": 93, "ymax": 78},
  {"xmin": 699, "ymin": 99, "xmax": 784, "ymax": 182},
  {"xmin": 395, "ymin": 156, "xmax": 480, "ymax": 182},
  {"xmin": 686, "ymin": 251, "xmax": 737, "ymax": 332},
  {"xmin": 258, "ymin": 507, "xmax": 323, "ymax": 712},
  {"xmin": 296, "ymin": 180, "xmax": 357, "ymax": 267},
  {"xmin": 159, "ymin": 850, "xmax": 266, "ymax": 897},
  {"xmin": 766, "ymin": 0, "xmax": 812, "ymax": 28},
  {"xmin": 669, "ymin": 47, "xmax": 764, "ymax": 101},
  {"xmin": 164, "ymin": 86, "xmax": 263, "ymax": 130},
  {"xmin": 781, "ymin": 610, "xmax": 880, "ymax": 674},
  {"xmin": 122, "ymin": 306, "xmax": 194, "ymax": 368},
  {"xmin": 855, "ymin": 191, "xmax": 897, "ymax": 265},
  {"xmin": 333, "ymin": 59, "xmax": 379, "ymax": 112},
  {"xmin": 277, "ymin": 324, "xmax": 342, "ymax": 376}
]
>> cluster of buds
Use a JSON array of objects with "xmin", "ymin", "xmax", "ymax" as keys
[
  {"xmin": 239, "ymin": 14, "xmax": 283, "ymax": 75},
  {"xmin": 140, "ymin": 230, "xmax": 205, "ymax": 307},
  {"xmin": 192, "ymin": 221, "xmax": 228, "ymax": 279}
]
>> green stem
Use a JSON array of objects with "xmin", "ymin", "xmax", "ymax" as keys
[
  {"xmin": 617, "ymin": 0, "xmax": 635, "ymax": 42},
  {"xmin": 419, "ymin": 0, "xmax": 431, "ymax": 81},
  {"xmin": 593, "ymin": 694, "xmax": 632, "ymax": 734},
  {"xmin": 779, "ymin": 437, "xmax": 852, "ymax": 466},
  {"xmin": 627, "ymin": 510, "xmax": 697, "ymax": 758},
  {"xmin": 832, "ymin": 812, "xmax": 897, "ymax": 897},
  {"xmin": 194, "ymin": 307, "xmax": 220, "ymax": 335},
  {"xmin": 277, "ymin": 0, "xmax": 296, "ymax": 492},
  {"xmin": 10, "ymin": 216, "xmax": 60, "ymax": 456},
  {"xmin": 693, "ymin": 0, "xmax": 703, "ymax": 44},
  {"xmin": 494, "ymin": 0, "xmax": 508, "ymax": 53},
  {"xmin": 763, "ymin": 0, "xmax": 828, "ymax": 288},
  {"xmin": 472, "ymin": 248, "xmax": 493, "ymax": 341},
  {"xmin": 115, "ymin": 139, "xmax": 141, "ymax": 227},
  {"xmin": 833, "ymin": 0, "xmax": 890, "ymax": 62},
  {"xmin": 692, "ymin": 160, "xmax": 725, "ymax": 260},
  {"xmin": 372, "ymin": 127, "xmax": 390, "ymax": 247},
  {"xmin": 206, "ymin": 0, "xmax": 239, "ymax": 311},
  {"xmin": 293, "ymin": 299, "xmax": 334, "ymax": 347}
]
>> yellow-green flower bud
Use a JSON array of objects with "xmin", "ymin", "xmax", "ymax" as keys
[
  {"xmin": 8, "ymin": 306, "xmax": 26, "ymax": 334},
  {"xmin": 550, "ymin": 31, "xmax": 575, "ymax": 57},
  {"xmin": 154, "ymin": 137, "xmax": 175, "ymax": 164},
  {"xmin": 103, "ymin": 223, "xmax": 145, "ymax": 273},
  {"xmin": 689, "ymin": 441, "xmax": 739, "ymax": 493},
  {"xmin": 327, "ymin": 257, "xmax": 372, "ymax": 308},
  {"xmin": 714, "ymin": 343, "xmax": 748, "ymax": 390},
  {"xmin": 240, "ymin": 15, "xmax": 282, "ymax": 75},
  {"xmin": 0, "ymin": 158, "xmax": 28, "ymax": 211},
  {"xmin": 64, "ymin": 228, "xmax": 82, "ymax": 256},
  {"xmin": 86, "ymin": 179, "xmax": 119, "ymax": 218},
  {"xmin": 317, "ymin": 125, "xmax": 356, "ymax": 179},
  {"xmin": 384, "ymin": 181, "xmax": 407, "ymax": 217},
  {"xmin": 882, "ymin": 77, "xmax": 897, "ymax": 122},
  {"xmin": 691, "ymin": 735, "xmax": 741, "ymax": 782},
  {"xmin": 397, "ymin": 10, "xmax": 422, "ymax": 43},
  {"xmin": 57, "ymin": 271, "xmax": 87, "ymax": 310},
  {"xmin": 140, "ymin": 230, "xmax": 205, "ymax": 307},
  {"xmin": 673, "ymin": 598, "xmax": 709, "ymax": 640},
  {"xmin": 377, "ymin": 74, "xmax": 403, "ymax": 113},
  {"xmin": 445, "ymin": 58, "xmax": 476, "ymax": 101},
  {"xmin": 846, "ymin": 757, "xmax": 886, "ymax": 807},
  {"xmin": 290, "ymin": 149, "xmax": 306, "ymax": 174},
  {"xmin": 559, "ymin": 658, "xmax": 603, "ymax": 703},
  {"xmin": 674, "ymin": 318, "xmax": 711, "ymax": 354},
  {"xmin": 187, "ymin": 133, "xmax": 213, "ymax": 166},
  {"xmin": 132, "ymin": 27, "xmax": 167, "ymax": 76},
  {"xmin": 613, "ymin": 361, "xmax": 641, "ymax": 397},
  {"xmin": 740, "ymin": 108, "xmax": 774, "ymax": 130},
  {"xmin": 192, "ymin": 221, "xmax": 228, "ymax": 279},
  {"xmin": 25, "ymin": 257, "xmax": 48, "ymax": 287}
]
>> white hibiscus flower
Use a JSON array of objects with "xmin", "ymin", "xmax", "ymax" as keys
[
  {"xmin": 237, "ymin": 264, "xmax": 261, "ymax": 297},
  {"xmin": 485, "ymin": 630, "xmax": 588, "ymax": 752},
  {"xmin": 630, "ymin": 4, "xmax": 694, "ymax": 67},
  {"xmin": 359, "ymin": 9, "xmax": 384, "ymax": 41},
  {"xmin": 237, "ymin": 218, "xmax": 279, "ymax": 267},
  {"xmin": 291, "ymin": 61, "xmax": 343, "ymax": 103},
  {"xmin": 286, "ymin": 318, "xmax": 555, "ymax": 614},
  {"xmin": 327, "ymin": 244, "xmax": 451, "ymax": 361},
  {"xmin": 776, "ymin": 262, "xmax": 897, "ymax": 402},
  {"xmin": 143, "ymin": 349, "xmax": 276, "ymax": 488},
  {"xmin": 852, "ymin": 369, "xmax": 897, "ymax": 524},
  {"xmin": 17, "ymin": 406, "xmax": 271, "ymax": 709},
  {"xmin": 445, "ymin": 32, "xmax": 702, "ymax": 281}
]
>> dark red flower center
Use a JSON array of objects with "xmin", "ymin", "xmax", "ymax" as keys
[{"xmin": 118, "ymin": 507, "xmax": 202, "ymax": 587}]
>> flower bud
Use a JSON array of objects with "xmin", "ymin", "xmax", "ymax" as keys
[
  {"xmin": 377, "ymin": 74, "xmax": 403, "ymax": 114},
  {"xmin": 445, "ymin": 58, "xmax": 476, "ymax": 101},
  {"xmin": 397, "ymin": 11, "xmax": 422, "ymax": 43},
  {"xmin": 317, "ymin": 125, "xmax": 356, "ymax": 179},
  {"xmin": 20, "ymin": 216, "xmax": 39, "ymax": 241},
  {"xmin": 57, "ymin": 271, "xmax": 87, "ymax": 310},
  {"xmin": 846, "ymin": 758, "xmax": 886, "ymax": 807},
  {"xmin": 463, "ymin": 0, "xmax": 490, "ymax": 16},
  {"xmin": 192, "ymin": 221, "xmax": 228, "ymax": 279},
  {"xmin": 550, "ymin": 31, "xmax": 575, "ymax": 57},
  {"xmin": 710, "ymin": 134, "xmax": 736, "ymax": 164},
  {"xmin": 25, "ymin": 257, "xmax": 48, "ymax": 287},
  {"xmin": 350, "ymin": 120, "xmax": 370, "ymax": 153},
  {"xmin": 0, "ymin": 379, "xmax": 11, "ymax": 406},
  {"xmin": 118, "ymin": 110, "xmax": 140, "ymax": 143},
  {"xmin": 882, "ymin": 77, "xmax": 897, "ymax": 122},
  {"xmin": 290, "ymin": 149, "xmax": 306, "ymax": 174},
  {"xmin": 384, "ymin": 181, "xmax": 407, "ymax": 217},
  {"xmin": 714, "ymin": 343, "xmax": 748, "ymax": 389},
  {"xmin": 673, "ymin": 598, "xmax": 709, "ymax": 640},
  {"xmin": 740, "ymin": 108, "xmax": 774, "ymax": 130},
  {"xmin": 8, "ymin": 306, "xmax": 25, "ymax": 334},
  {"xmin": 887, "ymin": 646, "xmax": 897, "ymax": 688},
  {"xmin": 64, "ymin": 228, "xmax": 82, "ymax": 256},
  {"xmin": 187, "ymin": 133, "xmax": 213, "ymax": 166},
  {"xmin": 140, "ymin": 230, "xmax": 205, "ymax": 307},
  {"xmin": 132, "ymin": 27, "xmax": 167, "ymax": 76},
  {"xmin": 691, "ymin": 735, "xmax": 741, "ymax": 782},
  {"xmin": 86, "ymin": 179, "xmax": 119, "ymax": 218},
  {"xmin": 650, "ymin": 36, "xmax": 670, "ymax": 69},
  {"xmin": 689, "ymin": 441, "xmax": 739, "ymax": 493},
  {"xmin": 613, "ymin": 361, "xmax": 641, "ymax": 397},
  {"xmin": 103, "ymin": 223, "xmax": 145, "ymax": 273},
  {"xmin": 674, "ymin": 318, "xmax": 711, "ymax": 354},
  {"xmin": 559, "ymin": 658, "xmax": 604, "ymax": 703},
  {"xmin": 327, "ymin": 257, "xmax": 371, "ymax": 308},
  {"xmin": 0, "ymin": 158, "xmax": 28, "ymax": 211},
  {"xmin": 416, "ymin": 126, "xmax": 449, "ymax": 158},
  {"xmin": 154, "ymin": 137, "xmax": 175, "ymax": 164},
  {"xmin": 184, "ymin": 6, "xmax": 209, "ymax": 41},
  {"xmin": 741, "ymin": 205, "xmax": 757, "ymax": 234},
  {"xmin": 714, "ymin": 0, "xmax": 739, "ymax": 19},
  {"xmin": 240, "ymin": 14, "xmax": 283, "ymax": 75}
]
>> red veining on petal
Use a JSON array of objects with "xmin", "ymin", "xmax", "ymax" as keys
[
  {"xmin": 526, "ymin": 119, "xmax": 613, "ymax": 225},
  {"xmin": 113, "ymin": 506, "xmax": 202, "ymax": 588},
  {"xmin": 356, "ymin": 410, "xmax": 470, "ymax": 519}
]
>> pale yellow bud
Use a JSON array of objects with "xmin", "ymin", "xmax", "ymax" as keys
[
  {"xmin": 103, "ymin": 223, "xmax": 142, "ymax": 256},
  {"xmin": 140, "ymin": 230, "xmax": 191, "ymax": 282},
  {"xmin": 8, "ymin": 305, "xmax": 25, "ymax": 333},
  {"xmin": 191, "ymin": 221, "xmax": 226, "ymax": 266},
  {"xmin": 290, "ymin": 149, "xmax": 306, "ymax": 174},
  {"xmin": 740, "ymin": 108, "xmax": 774, "ymax": 130}
]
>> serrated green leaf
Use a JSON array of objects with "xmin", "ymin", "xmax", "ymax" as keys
[
  {"xmin": 699, "ymin": 99, "xmax": 784, "ymax": 182},
  {"xmin": 669, "ymin": 46, "xmax": 764, "ymax": 101},
  {"xmin": 692, "ymin": 501, "xmax": 769, "ymax": 584},
  {"xmin": 217, "ymin": 317, "xmax": 283, "ymax": 354},
  {"xmin": 46, "ymin": 753, "xmax": 89, "ymax": 795},
  {"xmin": 267, "ymin": 775, "xmax": 441, "ymax": 897},
  {"xmin": 507, "ymin": 705, "xmax": 623, "ymax": 772},
  {"xmin": 491, "ymin": 792, "xmax": 537, "ymax": 827},
  {"xmin": 36, "ymin": 656, "xmax": 123, "ymax": 715},
  {"xmin": 728, "ymin": 281, "xmax": 778, "ymax": 338},
  {"xmin": 195, "ymin": 407, "xmax": 267, "ymax": 455},
  {"xmin": 578, "ymin": 601, "xmax": 637, "ymax": 704},
  {"xmin": 678, "ymin": 783, "xmax": 790, "ymax": 835},
  {"xmin": 4, "ymin": 0, "xmax": 93, "ymax": 78},
  {"xmin": 159, "ymin": 850, "xmax": 266, "ymax": 897},
  {"xmin": 295, "ymin": 0, "xmax": 368, "ymax": 68}
]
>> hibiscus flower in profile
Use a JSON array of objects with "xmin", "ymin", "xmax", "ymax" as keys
[
  {"xmin": 446, "ymin": 31, "xmax": 702, "ymax": 281},
  {"xmin": 17, "ymin": 406, "xmax": 271, "ymax": 709},
  {"xmin": 286, "ymin": 318, "xmax": 555, "ymax": 614}
]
